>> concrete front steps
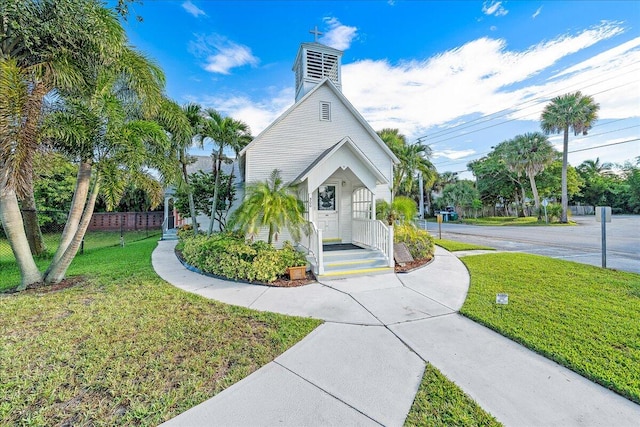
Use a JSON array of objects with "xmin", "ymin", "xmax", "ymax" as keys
[
  {"xmin": 318, "ymin": 247, "xmax": 392, "ymax": 279},
  {"xmin": 161, "ymin": 228, "xmax": 179, "ymax": 241}
]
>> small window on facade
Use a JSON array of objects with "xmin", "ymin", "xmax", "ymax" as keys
[{"xmin": 320, "ymin": 102, "xmax": 331, "ymax": 121}]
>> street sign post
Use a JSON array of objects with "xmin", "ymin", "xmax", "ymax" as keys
[
  {"xmin": 542, "ymin": 199, "xmax": 549, "ymax": 224},
  {"xmin": 595, "ymin": 206, "xmax": 611, "ymax": 268},
  {"xmin": 437, "ymin": 214, "xmax": 443, "ymax": 239}
]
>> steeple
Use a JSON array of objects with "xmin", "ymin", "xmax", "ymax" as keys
[{"xmin": 293, "ymin": 29, "xmax": 343, "ymax": 102}]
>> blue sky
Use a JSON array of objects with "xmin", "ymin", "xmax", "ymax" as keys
[{"xmin": 122, "ymin": 1, "xmax": 640, "ymax": 178}]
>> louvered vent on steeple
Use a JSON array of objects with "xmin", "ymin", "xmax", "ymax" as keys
[{"xmin": 293, "ymin": 38, "xmax": 343, "ymax": 102}]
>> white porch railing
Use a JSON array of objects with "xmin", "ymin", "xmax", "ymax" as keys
[
  {"xmin": 352, "ymin": 219, "xmax": 394, "ymax": 267},
  {"xmin": 298, "ymin": 221, "xmax": 324, "ymax": 275}
]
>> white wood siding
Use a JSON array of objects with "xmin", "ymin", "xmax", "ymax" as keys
[{"xmin": 245, "ymin": 84, "xmax": 392, "ymax": 187}]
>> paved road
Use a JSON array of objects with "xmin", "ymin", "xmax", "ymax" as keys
[{"xmin": 423, "ymin": 215, "xmax": 640, "ymax": 273}]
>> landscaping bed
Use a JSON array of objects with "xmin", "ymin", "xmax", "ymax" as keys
[{"xmin": 175, "ymin": 247, "xmax": 315, "ymax": 287}]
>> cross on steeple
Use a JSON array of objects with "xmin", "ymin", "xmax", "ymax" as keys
[{"xmin": 309, "ymin": 26, "xmax": 323, "ymax": 42}]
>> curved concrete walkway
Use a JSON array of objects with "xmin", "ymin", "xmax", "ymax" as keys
[{"xmin": 153, "ymin": 241, "xmax": 640, "ymax": 426}]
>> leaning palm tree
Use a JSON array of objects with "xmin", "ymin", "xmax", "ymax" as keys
[
  {"xmin": 541, "ymin": 92, "xmax": 599, "ymax": 223},
  {"xmin": 229, "ymin": 169, "xmax": 307, "ymax": 245},
  {"xmin": 378, "ymin": 128, "xmax": 436, "ymax": 198},
  {"xmin": 503, "ymin": 132, "xmax": 555, "ymax": 211},
  {"xmin": 1, "ymin": 0, "xmax": 129, "ymax": 288}
]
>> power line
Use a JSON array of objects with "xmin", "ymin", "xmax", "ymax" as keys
[
  {"xmin": 433, "ymin": 137, "xmax": 640, "ymax": 169},
  {"xmin": 416, "ymin": 62, "xmax": 640, "ymax": 144}
]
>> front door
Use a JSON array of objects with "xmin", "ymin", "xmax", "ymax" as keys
[{"xmin": 317, "ymin": 183, "xmax": 340, "ymax": 241}]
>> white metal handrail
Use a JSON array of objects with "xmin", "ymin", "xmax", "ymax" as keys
[{"xmin": 352, "ymin": 218, "xmax": 394, "ymax": 267}]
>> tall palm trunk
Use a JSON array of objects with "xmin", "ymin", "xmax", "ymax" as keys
[
  {"xmin": 0, "ymin": 188, "xmax": 42, "ymax": 289},
  {"xmin": 208, "ymin": 145, "xmax": 224, "ymax": 235},
  {"xmin": 44, "ymin": 172, "xmax": 100, "ymax": 284},
  {"xmin": 18, "ymin": 81, "xmax": 48, "ymax": 255},
  {"xmin": 22, "ymin": 186, "xmax": 46, "ymax": 255},
  {"xmin": 47, "ymin": 161, "xmax": 92, "ymax": 272},
  {"xmin": 180, "ymin": 152, "xmax": 198, "ymax": 235},
  {"xmin": 561, "ymin": 127, "xmax": 569, "ymax": 223}
]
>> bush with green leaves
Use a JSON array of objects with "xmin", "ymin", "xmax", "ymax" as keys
[
  {"xmin": 180, "ymin": 234, "xmax": 307, "ymax": 283},
  {"xmin": 394, "ymin": 223, "xmax": 435, "ymax": 260}
]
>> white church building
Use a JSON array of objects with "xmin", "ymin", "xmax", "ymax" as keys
[{"xmin": 237, "ymin": 37, "xmax": 399, "ymax": 275}]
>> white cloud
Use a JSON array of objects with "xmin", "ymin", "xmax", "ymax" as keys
[
  {"xmin": 188, "ymin": 88, "xmax": 294, "ymax": 137},
  {"xmin": 532, "ymin": 6, "xmax": 542, "ymax": 19},
  {"xmin": 182, "ymin": 1, "xmax": 206, "ymax": 18},
  {"xmin": 482, "ymin": 1, "xmax": 508, "ymax": 17},
  {"xmin": 189, "ymin": 35, "xmax": 259, "ymax": 74},
  {"xmin": 186, "ymin": 22, "xmax": 638, "ymax": 169},
  {"xmin": 339, "ymin": 22, "xmax": 630, "ymax": 139},
  {"xmin": 433, "ymin": 149, "xmax": 477, "ymax": 160},
  {"xmin": 320, "ymin": 17, "xmax": 358, "ymax": 50}
]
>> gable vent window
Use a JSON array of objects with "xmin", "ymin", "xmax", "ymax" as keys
[{"xmin": 320, "ymin": 102, "xmax": 331, "ymax": 121}]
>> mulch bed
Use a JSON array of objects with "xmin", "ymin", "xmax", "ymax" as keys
[
  {"xmin": 395, "ymin": 256, "xmax": 433, "ymax": 273},
  {"xmin": 2, "ymin": 276, "xmax": 86, "ymax": 295}
]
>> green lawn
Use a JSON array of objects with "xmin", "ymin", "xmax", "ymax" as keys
[
  {"xmin": 435, "ymin": 239, "xmax": 494, "ymax": 252},
  {"xmin": 0, "ymin": 231, "xmax": 159, "ymax": 291},
  {"xmin": 459, "ymin": 216, "xmax": 574, "ymax": 226},
  {"xmin": 0, "ymin": 237, "xmax": 321, "ymax": 426},
  {"xmin": 405, "ymin": 365, "xmax": 501, "ymax": 426},
  {"xmin": 460, "ymin": 253, "xmax": 640, "ymax": 404}
]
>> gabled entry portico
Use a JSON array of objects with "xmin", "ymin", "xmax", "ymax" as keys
[{"xmin": 294, "ymin": 137, "xmax": 395, "ymax": 275}]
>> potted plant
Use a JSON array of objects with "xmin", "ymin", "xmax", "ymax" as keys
[{"xmin": 281, "ymin": 242, "xmax": 308, "ymax": 280}]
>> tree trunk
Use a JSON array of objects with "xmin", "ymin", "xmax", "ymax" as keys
[
  {"xmin": 22, "ymin": 187, "xmax": 46, "ymax": 256},
  {"xmin": 180, "ymin": 153, "xmax": 198, "ymax": 235},
  {"xmin": 16, "ymin": 81, "xmax": 47, "ymax": 255},
  {"xmin": 208, "ymin": 146, "xmax": 224, "ymax": 235},
  {"xmin": 561, "ymin": 127, "xmax": 569, "ymax": 223},
  {"xmin": 0, "ymin": 188, "xmax": 42, "ymax": 289},
  {"xmin": 528, "ymin": 172, "xmax": 541, "ymax": 217},
  {"xmin": 47, "ymin": 161, "xmax": 92, "ymax": 273},
  {"xmin": 44, "ymin": 174, "xmax": 100, "ymax": 284}
]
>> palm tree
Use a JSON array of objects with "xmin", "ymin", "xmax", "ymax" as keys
[
  {"xmin": 178, "ymin": 103, "xmax": 204, "ymax": 234},
  {"xmin": 503, "ymin": 132, "xmax": 555, "ymax": 211},
  {"xmin": 1, "ymin": 0, "xmax": 128, "ymax": 287},
  {"xmin": 377, "ymin": 128, "xmax": 436, "ymax": 198},
  {"xmin": 541, "ymin": 91, "xmax": 599, "ymax": 223},
  {"xmin": 1, "ymin": 0, "xmax": 128, "ymax": 256},
  {"xmin": 229, "ymin": 169, "xmax": 307, "ymax": 245},
  {"xmin": 200, "ymin": 109, "xmax": 251, "ymax": 235}
]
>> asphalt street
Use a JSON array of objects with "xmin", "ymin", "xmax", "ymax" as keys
[{"xmin": 423, "ymin": 215, "xmax": 640, "ymax": 274}]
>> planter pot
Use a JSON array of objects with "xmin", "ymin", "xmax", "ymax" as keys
[{"xmin": 287, "ymin": 266, "xmax": 306, "ymax": 280}]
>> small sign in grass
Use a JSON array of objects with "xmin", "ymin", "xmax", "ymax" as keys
[{"xmin": 461, "ymin": 253, "xmax": 640, "ymax": 404}]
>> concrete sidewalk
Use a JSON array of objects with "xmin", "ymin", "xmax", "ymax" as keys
[{"xmin": 153, "ymin": 241, "xmax": 640, "ymax": 426}]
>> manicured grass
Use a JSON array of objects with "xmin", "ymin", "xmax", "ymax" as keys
[
  {"xmin": 0, "ymin": 238, "xmax": 321, "ymax": 425},
  {"xmin": 0, "ymin": 231, "xmax": 160, "ymax": 291},
  {"xmin": 460, "ymin": 253, "xmax": 640, "ymax": 404},
  {"xmin": 459, "ymin": 216, "xmax": 574, "ymax": 226},
  {"xmin": 405, "ymin": 364, "xmax": 501, "ymax": 426},
  {"xmin": 435, "ymin": 239, "xmax": 494, "ymax": 252}
]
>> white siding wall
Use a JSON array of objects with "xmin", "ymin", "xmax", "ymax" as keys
[{"xmin": 245, "ymin": 84, "xmax": 392, "ymax": 187}]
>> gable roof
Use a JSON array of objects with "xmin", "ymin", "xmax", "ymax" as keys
[
  {"xmin": 239, "ymin": 78, "xmax": 399, "ymax": 164},
  {"xmin": 292, "ymin": 136, "xmax": 387, "ymax": 188}
]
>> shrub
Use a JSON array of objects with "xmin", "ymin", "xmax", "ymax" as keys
[
  {"xmin": 177, "ymin": 224, "xmax": 195, "ymax": 239},
  {"xmin": 394, "ymin": 223, "xmax": 435, "ymax": 260},
  {"xmin": 180, "ymin": 234, "xmax": 308, "ymax": 283}
]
